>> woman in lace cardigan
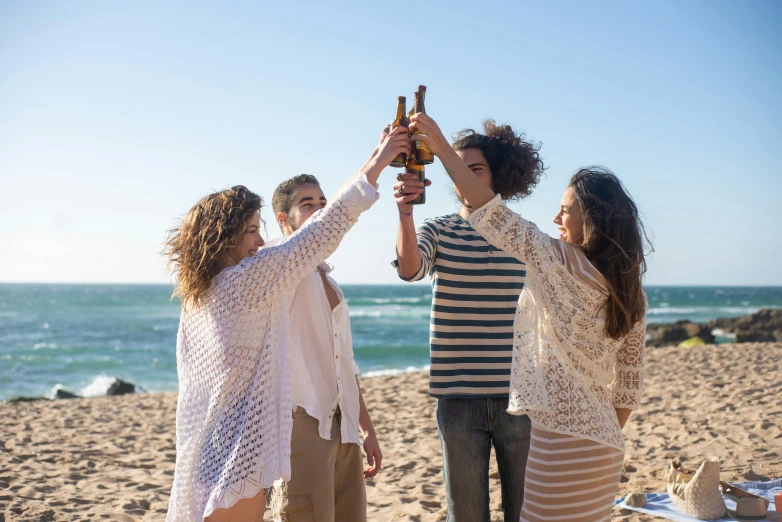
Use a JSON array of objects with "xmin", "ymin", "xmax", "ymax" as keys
[
  {"xmin": 410, "ymin": 113, "xmax": 648, "ymax": 522},
  {"xmin": 162, "ymin": 126, "xmax": 411, "ymax": 522}
]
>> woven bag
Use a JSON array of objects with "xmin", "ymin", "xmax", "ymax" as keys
[{"xmin": 666, "ymin": 458, "xmax": 727, "ymax": 520}]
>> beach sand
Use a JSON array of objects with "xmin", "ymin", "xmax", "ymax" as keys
[{"xmin": 2, "ymin": 342, "xmax": 780, "ymax": 521}]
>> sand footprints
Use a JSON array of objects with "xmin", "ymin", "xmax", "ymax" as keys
[
  {"xmin": 0, "ymin": 393, "xmax": 176, "ymax": 521},
  {"xmin": 1, "ymin": 342, "xmax": 780, "ymax": 521}
]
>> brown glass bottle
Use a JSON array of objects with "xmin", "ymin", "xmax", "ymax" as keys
[
  {"xmin": 390, "ymin": 96, "xmax": 409, "ymax": 168},
  {"xmin": 412, "ymin": 86, "xmax": 434, "ymax": 165},
  {"xmin": 406, "ymin": 153, "xmax": 426, "ymax": 205}
]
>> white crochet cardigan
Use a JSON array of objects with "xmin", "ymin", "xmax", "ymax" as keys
[
  {"xmin": 469, "ymin": 195, "xmax": 646, "ymax": 451},
  {"xmin": 166, "ymin": 175, "xmax": 378, "ymax": 521}
]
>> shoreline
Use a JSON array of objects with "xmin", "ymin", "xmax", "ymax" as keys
[
  {"xmin": 3, "ymin": 300, "xmax": 781, "ymax": 403},
  {"xmin": 2, "ymin": 342, "xmax": 780, "ymax": 521}
]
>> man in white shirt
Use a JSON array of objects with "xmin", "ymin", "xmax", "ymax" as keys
[{"xmin": 268, "ymin": 174, "xmax": 382, "ymax": 522}]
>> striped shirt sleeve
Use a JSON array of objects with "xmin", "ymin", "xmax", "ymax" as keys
[{"xmin": 395, "ymin": 219, "xmax": 440, "ymax": 282}]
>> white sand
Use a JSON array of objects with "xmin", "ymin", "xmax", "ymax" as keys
[{"xmin": 2, "ymin": 342, "xmax": 780, "ymax": 521}]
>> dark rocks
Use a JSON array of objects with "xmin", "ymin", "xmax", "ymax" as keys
[
  {"xmin": 4, "ymin": 377, "xmax": 137, "ymax": 403},
  {"xmin": 53, "ymin": 389, "xmax": 80, "ymax": 400},
  {"xmin": 708, "ymin": 309, "xmax": 782, "ymax": 342},
  {"xmin": 645, "ymin": 320, "xmax": 715, "ymax": 347},
  {"xmin": 106, "ymin": 379, "xmax": 135, "ymax": 396},
  {"xmin": 6, "ymin": 396, "xmax": 47, "ymax": 403},
  {"xmin": 708, "ymin": 308, "xmax": 782, "ymax": 332},
  {"xmin": 646, "ymin": 309, "xmax": 782, "ymax": 346},
  {"xmin": 735, "ymin": 330, "xmax": 778, "ymax": 343}
]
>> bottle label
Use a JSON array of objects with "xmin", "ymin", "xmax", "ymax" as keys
[{"xmin": 416, "ymin": 139, "xmax": 432, "ymax": 153}]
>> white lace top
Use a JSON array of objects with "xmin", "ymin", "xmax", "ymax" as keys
[
  {"xmin": 468, "ymin": 195, "xmax": 646, "ymax": 451},
  {"xmin": 165, "ymin": 175, "xmax": 378, "ymax": 521}
]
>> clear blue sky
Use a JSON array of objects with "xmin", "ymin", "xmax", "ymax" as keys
[{"xmin": 1, "ymin": 1, "xmax": 780, "ymax": 285}]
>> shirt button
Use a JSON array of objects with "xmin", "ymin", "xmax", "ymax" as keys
[{"xmin": 335, "ymin": 355, "xmax": 339, "ymax": 359}]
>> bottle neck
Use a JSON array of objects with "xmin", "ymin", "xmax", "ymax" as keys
[{"xmin": 414, "ymin": 93, "xmax": 425, "ymax": 113}]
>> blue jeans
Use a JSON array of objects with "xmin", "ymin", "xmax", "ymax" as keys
[{"xmin": 436, "ymin": 398, "xmax": 532, "ymax": 522}]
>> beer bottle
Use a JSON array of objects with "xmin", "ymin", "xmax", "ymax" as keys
[
  {"xmin": 406, "ymin": 153, "xmax": 426, "ymax": 205},
  {"xmin": 390, "ymin": 96, "xmax": 409, "ymax": 168},
  {"xmin": 412, "ymin": 86, "xmax": 434, "ymax": 165}
]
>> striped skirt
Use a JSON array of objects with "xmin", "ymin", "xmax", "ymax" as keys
[{"xmin": 520, "ymin": 427, "xmax": 625, "ymax": 522}]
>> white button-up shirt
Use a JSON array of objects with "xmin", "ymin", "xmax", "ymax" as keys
[{"xmin": 286, "ymin": 262, "xmax": 362, "ymax": 445}]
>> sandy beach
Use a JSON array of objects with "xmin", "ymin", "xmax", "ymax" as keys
[{"xmin": 2, "ymin": 342, "xmax": 780, "ymax": 522}]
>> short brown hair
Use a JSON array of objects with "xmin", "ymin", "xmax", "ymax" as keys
[
  {"xmin": 164, "ymin": 185, "xmax": 262, "ymax": 309},
  {"xmin": 272, "ymin": 174, "xmax": 320, "ymax": 217}
]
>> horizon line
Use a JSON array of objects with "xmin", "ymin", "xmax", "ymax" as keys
[{"xmin": 1, "ymin": 282, "xmax": 782, "ymax": 288}]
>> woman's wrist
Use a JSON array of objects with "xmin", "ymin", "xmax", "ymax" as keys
[{"xmin": 362, "ymin": 159, "xmax": 383, "ymax": 185}]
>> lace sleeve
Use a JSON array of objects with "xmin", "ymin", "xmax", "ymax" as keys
[
  {"xmin": 220, "ymin": 174, "xmax": 378, "ymax": 306},
  {"xmin": 467, "ymin": 194, "xmax": 562, "ymax": 274},
  {"xmin": 611, "ymin": 312, "xmax": 646, "ymax": 409}
]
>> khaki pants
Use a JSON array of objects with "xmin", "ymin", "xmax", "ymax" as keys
[{"xmin": 271, "ymin": 407, "xmax": 367, "ymax": 522}]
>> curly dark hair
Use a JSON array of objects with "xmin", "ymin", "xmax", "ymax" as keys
[
  {"xmin": 452, "ymin": 119, "xmax": 546, "ymax": 201},
  {"xmin": 569, "ymin": 167, "xmax": 652, "ymax": 339},
  {"xmin": 163, "ymin": 185, "xmax": 263, "ymax": 309}
]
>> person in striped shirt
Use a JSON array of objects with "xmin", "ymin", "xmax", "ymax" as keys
[{"xmin": 393, "ymin": 120, "xmax": 546, "ymax": 522}]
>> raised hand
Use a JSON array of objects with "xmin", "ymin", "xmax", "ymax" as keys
[
  {"xmin": 362, "ymin": 125, "xmax": 412, "ymax": 185},
  {"xmin": 393, "ymin": 172, "xmax": 432, "ymax": 215},
  {"xmin": 373, "ymin": 125, "xmax": 412, "ymax": 170},
  {"xmin": 409, "ymin": 112, "xmax": 451, "ymax": 158}
]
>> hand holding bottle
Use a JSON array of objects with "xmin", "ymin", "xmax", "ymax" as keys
[
  {"xmin": 393, "ymin": 172, "xmax": 431, "ymax": 212},
  {"xmin": 408, "ymin": 112, "xmax": 451, "ymax": 158},
  {"xmin": 364, "ymin": 125, "xmax": 412, "ymax": 180}
]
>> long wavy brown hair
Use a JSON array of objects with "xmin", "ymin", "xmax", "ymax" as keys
[
  {"xmin": 164, "ymin": 185, "xmax": 263, "ymax": 309},
  {"xmin": 569, "ymin": 167, "xmax": 651, "ymax": 339}
]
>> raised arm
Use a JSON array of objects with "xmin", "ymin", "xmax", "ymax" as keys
[
  {"xmin": 393, "ymin": 218, "xmax": 438, "ymax": 282},
  {"xmin": 409, "ymin": 113, "xmax": 496, "ymax": 212},
  {"xmin": 467, "ymin": 195, "xmax": 571, "ymax": 285},
  {"xmin": 407, "ymin": 113, "xmax": 559, "ymax": 274},
  {"xmin": 393, "ymin": 170, "xmax": 432, "ymax": 279},
  {"xmin": 220, "ymin": 126, "xmax": 411, "ymax": 304}
]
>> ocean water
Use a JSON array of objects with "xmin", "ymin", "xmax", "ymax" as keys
[{"xmin": 1, "ymin": 284, "xmax": 780, "ymax": 401}]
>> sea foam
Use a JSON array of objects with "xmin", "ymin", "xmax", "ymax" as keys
[{"xmin": 361, "ymin": 365, "xmax": 430, "ymax": 378}]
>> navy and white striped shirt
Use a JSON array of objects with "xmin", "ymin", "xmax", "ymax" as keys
[{"xmin": 394, "ymin": 213, "xmax": 526, "ymax": 399}]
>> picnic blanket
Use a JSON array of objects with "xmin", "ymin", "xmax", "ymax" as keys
[{"xmin": 615, "ymin": 478, "xmax": 782, "ymax": 521}]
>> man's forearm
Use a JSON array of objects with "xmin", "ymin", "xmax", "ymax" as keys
[
  {"xmin": 440, "ymin": 148, "xmax": 496, "ymax": 211},
  {"xmin": 356, "ymin": 377, "xmax": 375, "ymax": 437},
  {"xmin": 396, "ymin": 215, "xmax": 423, "ymax": 279}
]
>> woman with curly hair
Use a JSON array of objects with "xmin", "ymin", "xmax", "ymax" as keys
[
  {"xmin": 410, "ymin": 112, "xmax": 649, "ymax": 522},
  {"xmin": 163, "ymin": 125, "xmax": 410, "ymax": 522},
  {"xmin": 393, "ymin": 119, "xmax": 545, "ymax": 521}
]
